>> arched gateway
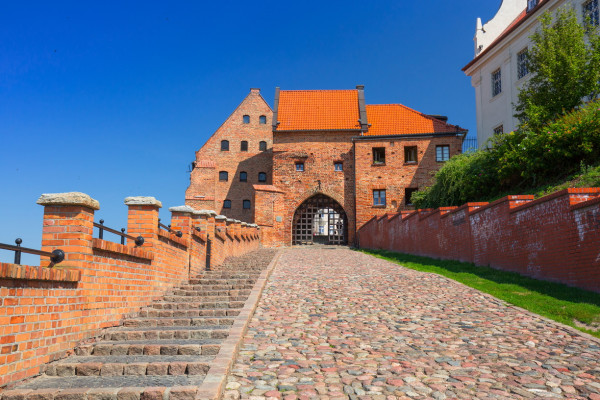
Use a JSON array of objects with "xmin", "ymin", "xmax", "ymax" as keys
[{"xmin": 292, "ymin": 194, "xmax": 348, "ymax": 245}]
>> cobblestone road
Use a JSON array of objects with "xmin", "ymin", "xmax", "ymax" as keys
[{"xmin": 224, "ymin": 248, "xmax": 600, "ymax": 400}]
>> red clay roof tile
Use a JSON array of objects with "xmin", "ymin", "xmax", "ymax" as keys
[{"xmin": 364, "ymin": 104, "xmax": 462, "ymax": 136}]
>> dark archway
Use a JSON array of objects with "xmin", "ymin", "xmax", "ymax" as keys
[{"xmin": 292, "ymin": 194, "xmax": 348, "ymax": 245}]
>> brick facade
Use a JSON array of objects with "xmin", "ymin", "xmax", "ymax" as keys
[{"xmin": 185, "ymin": 86, "xmax": 466, "ymax": 246}]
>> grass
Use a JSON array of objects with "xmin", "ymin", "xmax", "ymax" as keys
[{"xmin": 358, "ymin": 249, "xmax": 600, "ymax": 339}]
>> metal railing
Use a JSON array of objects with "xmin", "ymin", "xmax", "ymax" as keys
[
  {"xmin": 158, "ymin": 219, "xmax": 183, "ymax": 238},
  {"xmin": 0, "ymin": 238, "xmax": 65, "ymax": 266},
  {"xmin": 462, "ymin": 137, "xmax": 478, "ymax": 153},
  {"xmin": 94, "ymin": 220, "xmax": 144, "ymax": 246}
]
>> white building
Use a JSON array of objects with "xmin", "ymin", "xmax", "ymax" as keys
[{"xmin": 463, "ymin": 0, "xmax": 599, "ymax": 148}]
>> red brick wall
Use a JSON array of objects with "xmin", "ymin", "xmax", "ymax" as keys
[
  {"xmin": 0, "ymin": 198, "xmax": 260, "ymax": 389},
  {"xmin": 185, "ymin": 89, "xmax": 273, "ymax": 223},
  {"xmin": 355, "ymin": 135, "xmax": 463, "ymax": 231},
  {"xmin": 358, "ymin": 188, "xmax": 600, "ymax": 292}
]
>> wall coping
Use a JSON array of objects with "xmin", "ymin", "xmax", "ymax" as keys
[
  {"xmin": 92, "ymin": 238, "xmax": 154, "ymax": 260},
  {"xmin": 0, "ymin": 262, "xmax": 81, "ymax": 282},
  {"xmin": 469, "ymin": 195, "xmax": 534, "ymax": 216},
  {"xmin": 169, "ymin": 205, "xmax": 196, "ymax": 214},
  {"xmin": 571, "ymin": 195, "xmax": 600, "ymax": 211},
  {"xmin": 124, "ymin": 196, "xmax": 162, "ymax": 208},
  {"xmin": 37, "ymin": 192, "xmax": 100, "ymax": 210},
  {"xmin": 157, "ymin": 230, "xmax": 188, "ymax": 247},
  {"xmin": 195, "ymin": 210, "xmax": 217, "ymax": 216}
]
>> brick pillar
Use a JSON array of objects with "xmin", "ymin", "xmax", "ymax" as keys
[
  {"xmin": 170, "ymin": 205, "xmax": 195, "ymax": 240},
  {"xmin": 196, "ymin": 210, "xmax": 217, "ymax": 237},
  {"xmin": 37, "ymin": 192, "xmax": 99, "ymax": 268},
  {"xmin": 125, "ymin": 196, "xmax": 162, "ymax": 250},
  {"xmin": 214, "ymin": 215, "xmax": 227, "ymax": 266}
]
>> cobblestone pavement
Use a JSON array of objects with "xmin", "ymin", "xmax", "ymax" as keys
[{"xmin": 224, "ymin": 248, "xmax": 600, "ymax": 400}]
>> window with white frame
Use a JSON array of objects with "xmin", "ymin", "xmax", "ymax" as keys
[
  {"xmin": 492, "ymin": 68, "xmax": 502, "ymax": 97},
  {"xmin": 584, "ymin": 0, "xmax": 599, "ymax": 27},
  {"xmin": 517, "ymin": 48, "xmax": 529, "ymax": 79},
  {"xmin": 436, "ymin": 145, "xmax": 450, "ymax": 162},
  {"xmin": 494, "ymin": 125, "xmax": 504, "ymax": 135}
]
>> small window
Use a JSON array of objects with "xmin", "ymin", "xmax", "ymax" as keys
[
  {"xmin": 240, "ymin": 141, "xmax": 248, "ymax": 151},
  {"xmin": 405, "ymin": 188, "xmax": 418, "ymax": 206},
  {"xmin": 492, "ymin": 68, "xmax": 502, "ymax": 97},
  {"xmin": 527, "ymin": 0, "xmax": 538, "ymax": 12},
  {"xmin": 259, "ymin": 115, "xmax": 267, "ymax": 124},
  {"xmin": 404, "ymin": 146, "xmax": 418, "ymax": 163},
  {"xmin": 258, "ymin": 172, "xmax": 267, "ymax": 182},
  {"xmin": 259, "ymin": 141, "xmax": 267, "ymax": 151},
  {"xmin": 240, "ymin": 171, "xmax": 247, "ymax": 182},
  {"xmin": 373, "ymin": 147, "xmax": 385, "ymax": 164},
  {"xmin": 517, "ymin": 48, "xmax": 529, "ymax": 79},
  {"xmin": 219, "ymin": 171, "xmax": 228, "ymax": 181},
  {"xmin": 243, "ymin": 115, "xmax": 250, "ymax": 124},
  {"xmin": 243, "ymin": 200, "xmax": 251, "ymax": 209},
  {"xmin": 373, "ymin": 190, "xmax": 386, "ymax": 207},
  {"xmin": 296, "ymin": 162, "xmax": 304, "ymax": 172},
  {"xmin": 221, "ymin": 140, "xmax": 229, "ymax": 151},
  {"xmin": 584, "ymin": 0, "xmax": 599, "ymax": 27},
  {"xmin": 334, "ymin": 162, "xmax": 343, "ymax": 171},
  {"xmin": 436, "ymin": 145, "xmax": 450, "ymax": 162},
  {"xmin": 493, "ymin": 125, "xmax": 504, "ymax": 135},
  {"xmin": 223, "ymin": 200, "xmax": 232, "ymax": 209}
]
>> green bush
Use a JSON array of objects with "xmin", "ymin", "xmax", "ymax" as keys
[{"xmin": 413, "ymin": 100, "xmax": 600, "ymax": 209}]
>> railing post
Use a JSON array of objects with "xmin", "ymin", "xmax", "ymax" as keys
[
  {"xmin": 125, "ymin": 196, "xmax": 162, "ymax": 250},
  {"xmin": 37, "ymin": 192, "xmax": 98, "ymax": 268},
  {"xmin": 14, "ymin": 238, "xmax": 22, "ymax": 265}
]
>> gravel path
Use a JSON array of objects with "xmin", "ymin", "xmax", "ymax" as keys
[{"xmin": 224, "ymin": 248, "xmax": 600, "ymax": 400}]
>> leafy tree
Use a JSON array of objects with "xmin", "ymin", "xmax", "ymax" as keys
[{"xmin": 514, "ymin": 6, "xmax": 600, "ymax": 130}]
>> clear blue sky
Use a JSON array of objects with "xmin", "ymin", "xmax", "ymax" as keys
[{"xmin": 0, "ymin": 0, "xmax": 501, "ymax": 264}]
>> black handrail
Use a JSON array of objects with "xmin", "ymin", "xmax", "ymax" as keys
[
  {"xmin": 0, "ymin": 239, "xmax": 65, "ymax": 266},
  {"xmin": 158, "ymin": 219, "xmax": 183, "ymax": 237},
  {"xmin": 94, "ymin": 220, "xmax": 144, "ymax": 246}
]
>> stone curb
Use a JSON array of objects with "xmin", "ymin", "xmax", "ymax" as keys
[
  {"xmin": 365, "ymin": 251, "xmax": 600, "ymax": 345},
  {"xmin": 194, "ymin": 249, "xmax": 283, "ymax": 400}
]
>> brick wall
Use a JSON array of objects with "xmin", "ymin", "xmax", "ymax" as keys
[
  {"xmin": 0, "ymin": 193, "xmax": 260, "ymax": 389},
  {"xmin": 358, "ymin": 188, "xmax": 600, "ymax": 293},
  {"xmin": 185, "ymin": 88, "xmax": 273, "ymax": 223}
]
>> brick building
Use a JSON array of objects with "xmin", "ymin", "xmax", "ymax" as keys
[{"xmin": 185, "ymin": 86, "xmax": 466, "ymax": 247}]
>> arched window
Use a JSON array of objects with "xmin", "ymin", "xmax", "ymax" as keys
[
  {"xmin": 259, "ymin": 141, "xmax": 267, "ymax": 151},
  {"xmin": 223, "ymin": 200, "xmax": 232, "ymax": 209},
  {"xmin": 258, "ymin": 172, "xmax": 267, "ymax": 182},
  {"xmin": 240, "ymin": 171, "xmax": 247, "ymax": 182},
  {"xmin": 259, "ymin": 115, "xmax": 267, "ymax": 124},
  {"xmin": 243, "ymin": 115, "xmax": 250, "ymax": 124},
  {"xmin": 221, "ymin": 140, "xmax": 229, "ymax": 151},
  {"xmin": 241, "ymin": 141, "xmax": 248, "ymax": 151},
  {"xmin": 243, "ymin": 200, "xmax": 251, "ymax": 209},
  {"xmin": 219, "ymin": 171, "xmax": 228, "ymax": 181}
]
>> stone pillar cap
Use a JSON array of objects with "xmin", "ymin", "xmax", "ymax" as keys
[
  {"xmin": 241, "ymin": 222, "xmax": 248, "ymax": 226},
  {"xmin": 233, "ymin": 219, "xmax": 242, "ymax": 223},
  {"xmin": 215, "ymin": 215, "xmax": 227, "ymax": 221},
  {"xmin": 225, "ymin": 218, "xmax": 235, "ymax": 223},
  {"xmin": 124, "ymin": 196, "xmax": 162, "ymax": 208},
  {"xmin": 37, "ymin": 192, "xmax": 100, "ymax": 210},
  {"xmin": 195, "ymin": 210, "xmax": 217, "ymax": 216},
  {"xmin": 169, "ymin": 205, "xmax": 196, "ymax": 214}
]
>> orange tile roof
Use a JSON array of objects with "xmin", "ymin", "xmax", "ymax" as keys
[
  {"xmin": 364, "ymin": 104, "xmax": 463, "ymax": 136},
  {"xmin": 277, "ymin": 90, "xmax": 361, "ymax": 131}
]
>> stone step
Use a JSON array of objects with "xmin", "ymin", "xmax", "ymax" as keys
[
  {"xmin": 75, "ymin": 340, "xmax": 221, "ymax": 356},
  {"xmin": 199, "ymin": 272, "xmax": 260, "ymax": 278},
  {"xmin": 188, "ymin": 278, "xmax": 256, "ymax": 285},
  {"xmin": 43, "ymin": 355, "xmax": 213, "ymax": 377},
  {"xmin": 103, "ymin": 326, "xmax": 230, "ymax": 341},
  {"xmin": 161, "ymin": 295, "xmax": 247, "ymax": 303},
  {"xmin": 122, "ymin": 316, "xmax": 235, "ymax": 328},
  {"xmin": 177, "ymin": 283, "xmax": 254, "ymax": 291},
  {"xmin": 148, "ymin": 301, "xmax": 245, "ymax": 310},
  {"xmin": 169, "ymin": 289, "xmax": 251, "ymax": 297},
  {"xmin": 138, "ymin": 308, "xmax": 241, "ymax": 318}
]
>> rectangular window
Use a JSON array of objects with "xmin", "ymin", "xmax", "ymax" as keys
[
  {"xmin": 404, "ymin": 146, "xmax": 418, "ymax": 163},
  {"xmin": 373, "ymin": 147, "xmax": 385, "ymax": 164},
  {"xmin": 493, "ymin": 125, "xmax": 504, "ymax": 135},
  {"xmin": 527, "ymin": 0, "xmax": 538, "ymax": 12},
  {"xmin": 436, "ymin": 145, "xmax": 450, "ymax": 162},
  {"xmin": 405, "ymin": 188, "xmax": 418, "ymax": 206},
  {"xmin": 584, "ymin": 0, "xmax": 599, "ymax": 27},
  {"xmin": 373, "ymin": 189, "xmax": 386, "ymax": 207},
  {"xmin": 295, "ymin": 162, "xmax": 304, "ymax": 172},
  {"xmin": 517, "ymin": 48, "xmax": 529, "ymax": 79},
  {"xmin": 492, "ymin": 68, "xmax": 502, "ymax": 97},
  {"xmin": 334, "ymin": 162, "xmax": 343, "ymax": 171},
  {"xmin": 318, "ymin": 226, "xmax": 324, "ymax": 234}
]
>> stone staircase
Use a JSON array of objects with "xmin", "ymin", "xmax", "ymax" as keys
[{"xmin": 2, "ymin": 249, "xmax": 276, "ymax": 400}]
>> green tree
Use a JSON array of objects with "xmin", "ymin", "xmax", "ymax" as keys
[{"xmin": 514, "ymin": 6, "xmax": 600, "ymax": 130}]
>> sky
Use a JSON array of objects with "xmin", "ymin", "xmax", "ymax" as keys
[{"xmin": 0, "ymin": 0, "xmax": 501, "ymax": 265}]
